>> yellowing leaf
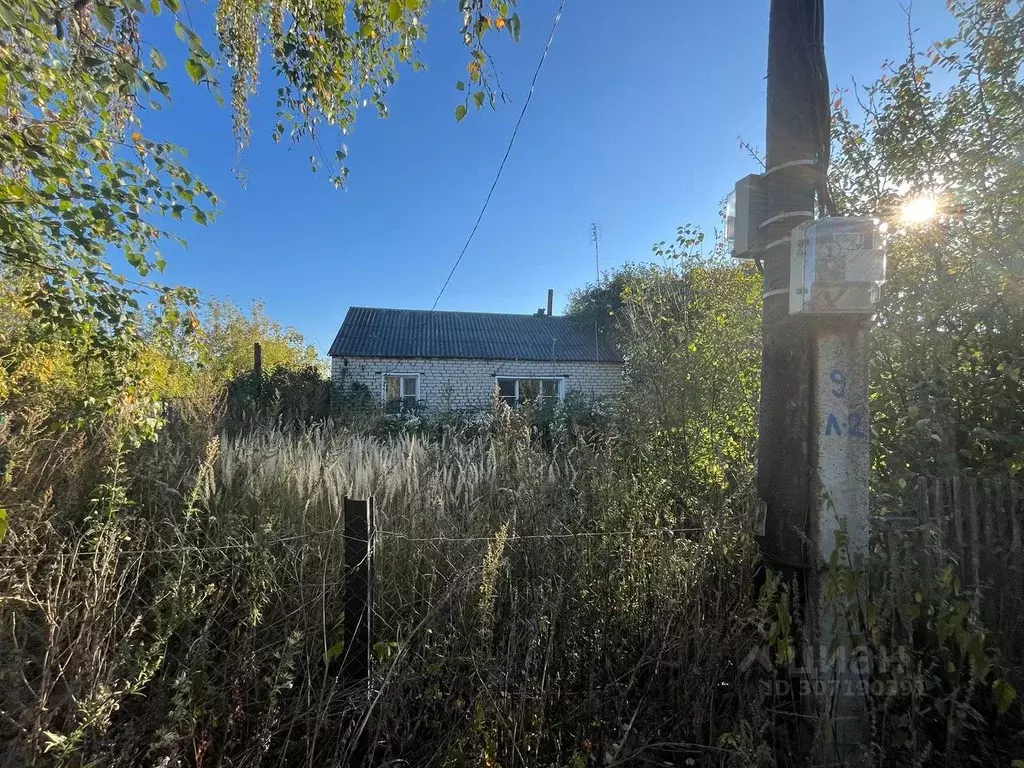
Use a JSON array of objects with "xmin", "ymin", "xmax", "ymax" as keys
[{"xmin": 994, "ymin": 678, "xmax": 1017, "ymax": 714}]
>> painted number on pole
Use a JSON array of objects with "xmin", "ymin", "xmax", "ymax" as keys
[
  {"xmin": 825, "ymin": 410, "xmax": 867, "ymax": 438},
  {"xmin": 825, "ymin": 368, "xmax": 866, "ymax": 439},
  {"xmin": 830, "ymin": 369, "xmax": 847, "ymax": 398}
]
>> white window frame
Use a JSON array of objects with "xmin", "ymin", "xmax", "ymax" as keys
[
  {"xmin": 494, "ymin": 376, "xmax": 565, "ymax": 405},
  {"xmin": 382, "ymin": 373, "xmax": 421, "ymax": 406}
]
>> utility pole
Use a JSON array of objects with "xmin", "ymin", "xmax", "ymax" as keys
[
  {"xmin": 743, "ymin": 0, "xmax": 874, "ymax": 761},
  {"xmin": 759, "ymin": 0, "xmax": 818, "ymax": 574},
  {"xmin": 590, "ymin": 222, "xmax": 602, "ymax": 360}
]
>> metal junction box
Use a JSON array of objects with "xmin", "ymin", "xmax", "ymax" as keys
[
  {"xmin": 727, "ymin": 174, "xmax": 766, "ymax": 259},
  {"xmin": 789, "ymin": 217, "xmax": 886, "ymax": 315}
]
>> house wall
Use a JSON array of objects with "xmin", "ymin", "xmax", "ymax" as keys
[{"xmin": 331, "ymin": 356, "xmax": 622, "ymax": 411}]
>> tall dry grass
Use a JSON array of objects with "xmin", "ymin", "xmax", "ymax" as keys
[{"xmin": 0, "ymin": 416, "xmax": 773, "ymax": 767}]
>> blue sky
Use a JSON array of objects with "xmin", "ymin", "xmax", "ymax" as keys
[{"xmin": 142, "ymin": 1, "xmax": 954, "ymax": 353}]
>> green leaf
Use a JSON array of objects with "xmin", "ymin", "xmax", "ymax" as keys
[
  {"xmin": 184, "ymin": 58, "xmax": 204, "ymax": 84},
  {"xmin": 114, "ymin": 61, "xmax": 138, "ymax": 84},
  {"xmin": 473, "ymin": 90, "xmax": 484, "ymax": 110},
  {"xmin": 0, "ymin": 508, "xmax": 7, "ymax": 543},
  {"xmin": 323, "ymin": 640, "xmax": 345, "ymax": 664},
  {"xmin": 95, "ymin": 2, "xmax": 116, "ymax": 30},
  {"xmin": 150, "ymin": 48, "xmax": 167, "ymax": 70},
  {"xmin": 164, "ymin": 0, "xmax": 182, "ymax": 10},
  {"xmin": 509, "ymin": 12, "xmax": 521, "ymax": 42},
  {"xmin": 994, "ymin": 678, "xmax": 1017, "ymax": 714},
  {"xmin": 455, "ymin": 80, "xmax": 465, "ymax": 91},
  {"xmin": 387, "ymin": 0, "xmax": 402, "ymax": 23},
  {"xmin": 455, "ymin": 104, "xmax": 467, "ymax": 122},
  {"xmin": 373, "ymin": 640, "xmax": 395, "ymax": 662}
]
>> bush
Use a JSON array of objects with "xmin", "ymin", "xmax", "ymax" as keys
[{"xmin": 224, "ymin": 365, "xmax": 331, "ymax": 429}]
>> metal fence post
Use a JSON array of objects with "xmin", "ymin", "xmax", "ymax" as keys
[
  {"xmin": 343, "ymin": 497, "xmax": 374, "ymax": 688},
  {"xmin": 253, "ymin": 342, "xmax": 262, "ymax": 400}
]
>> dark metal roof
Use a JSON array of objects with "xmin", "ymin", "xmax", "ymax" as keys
[{"xmin": 329, "ymin": 307, "xmax": 622, "ymax": 363}]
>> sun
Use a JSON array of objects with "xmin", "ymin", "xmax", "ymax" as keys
[{"xmin": 901, "ymin": 196, "xmax": 940, "ymax": 225}]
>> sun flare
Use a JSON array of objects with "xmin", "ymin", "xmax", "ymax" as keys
[{"xmin": 901, "ymin": 196, "xmax": 940, "ymax": 225}]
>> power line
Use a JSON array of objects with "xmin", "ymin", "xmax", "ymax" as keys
[
  {"xmin": 377, "ymin": 0, "xmax": 568, "ymax": 394},
  {"xmin": 430, "ymin": 0, "xmax": 567, "ymax": 311}
]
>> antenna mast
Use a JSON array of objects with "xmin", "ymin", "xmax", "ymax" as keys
[{"xmin": 589, "ymin": 222, "xmax": 601, "ymax": 360}]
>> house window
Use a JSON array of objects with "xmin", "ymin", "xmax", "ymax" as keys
[
  {"xmin": 384, "ymin": 374, "xmax": 419, "ymax": 410},
  {"xmin": 495, "ymin": 377, "xmax": 563, "ymax": 407}
]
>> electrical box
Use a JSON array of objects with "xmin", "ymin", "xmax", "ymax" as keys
[
  {"xmin": 729, "ymin": 174, "xmax": 765, "ymax": 259},
  {"xmin": 724, "ymin": 190, "xmax": 736, "ymax": 252},
  {"xmin": 789, "ymin": 217, "xmax": 886, "ymax": 315}
]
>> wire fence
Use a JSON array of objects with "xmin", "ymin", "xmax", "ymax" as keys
[{"xmin": 0, "ymin": 524, "xmax": 743, "ymax": 561}]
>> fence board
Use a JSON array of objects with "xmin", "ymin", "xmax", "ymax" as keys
[
  {"xmin": 984, "ymin": 479, "xmax": 998, "ymax": 559},
  {"xmin": 966, "ymin": 478, "xmax": 981, "ymax": 613},
  {"xmin": 951, "ymin": 477, "xmax": 965, "ymax": 560},
  {"xmin": 916, "ymin": 477, "xmax": 932, "ymax": 577},
  {"xmin": 881, "ymin": 475, "xmax": 1024, "ymax": 666},
  {"xmin": 933, "ymin": 479, "xmax": 944, "ymax": 548},
  {"xmin": 1012, "ymin": 481, "xmax": 1022, "ymax": 556}
]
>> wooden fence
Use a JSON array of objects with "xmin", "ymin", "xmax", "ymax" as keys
[{"xmin": 883, "ymin": 476, "xmax": 1024, "ymax": 659}]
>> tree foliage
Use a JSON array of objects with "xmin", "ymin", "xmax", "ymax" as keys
[
  {"xmin": 222, "ymin": 0, "xmax": 523, "ymax": 168},
  {"xmin": 569, "ymin": 227, "xmax": 763, "ymax": 503},
  {"xmin": 1, "ymin": 0, "xmax": 520, "ymax": 437},
  {"xmin": 830, "ymin": 0, "xmax": 1024, "ymax": 482},
  {"xmin": 1, "ymin": 0, "xmax": 215, "ymax": 435},
  {"xmin": 200, "ymin": 298, "xmax": 320, "ymax": 381}
]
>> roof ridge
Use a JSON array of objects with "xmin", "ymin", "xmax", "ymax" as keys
[
  {"xmin": 329, "ymin": 306, "xmax": 623, "ymax": 363},
  {"xmin": 348, "ymin": 306, "xmax": 563, "ymax": 319}
]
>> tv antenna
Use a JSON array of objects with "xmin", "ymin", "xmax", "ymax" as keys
[{"xmin": 589, "ymin": 221, "xmax": 602, "ymax": 359}]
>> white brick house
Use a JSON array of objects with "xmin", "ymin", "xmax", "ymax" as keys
[{"xmin": 329, "ymin": 307, "xmax": 622, "ymax": 412}]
